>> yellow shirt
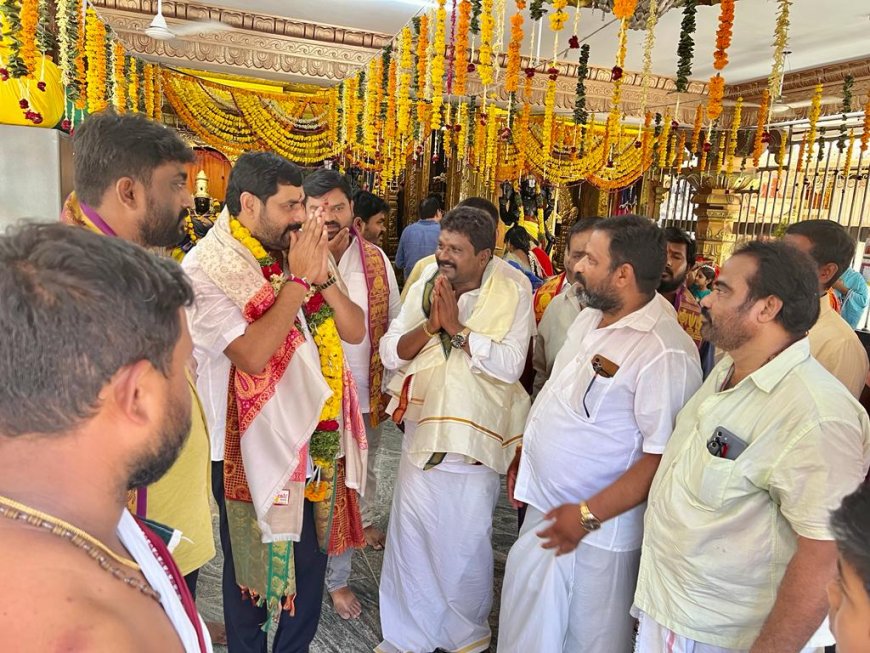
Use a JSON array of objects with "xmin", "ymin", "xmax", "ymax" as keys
[
  {"xmin": 635, "ymin": 339, "xmax": 870, "ymax": 649},
  {"xmin": 808, "ymin": 296, "xmax": 869, "ymax": 399},
  {"xmin": 142, "ymin": 377, "xmax": 216, "ymax": 575}
]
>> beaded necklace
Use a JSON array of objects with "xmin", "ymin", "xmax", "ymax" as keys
[{"xmin": 0, "ymin": 494, "xmax": 161, "ymax": 603}]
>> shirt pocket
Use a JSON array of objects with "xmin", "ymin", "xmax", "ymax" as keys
[
  {"xmin": 564, "ymin": 372, "xmax": 615, "ymax": 423},
  {"xmin": 694, "ymin": 455, "xmax": 737, "ymax": 509}
]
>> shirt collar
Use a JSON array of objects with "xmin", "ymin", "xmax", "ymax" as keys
[
  {"xmin": 594, "ymin": 294, "xmax": 666, "ymax": 333},
  {"xmin": 714, "ymin": 338, "xmax": 811, "ymax": 394},
  {"xmin": 78, "ymin": 201, "xmax": 118, "ymax": 237},
  {"xmin": 818, "ymin": 295, "xmax": 833, "ymax": 316}
]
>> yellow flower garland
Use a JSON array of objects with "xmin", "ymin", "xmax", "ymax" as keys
[
  {"xmin": 612, "ymin": 0, "xmax": 639, "ymax": 20},
  {"xmin": 725, "ymin": 97, "xmax": 742, "ymax": 174},
  {"xmin": 861, "ymin": 94, "xmax": 870, "ymax": 153},
  {"xmin": 84, "ymin": 8, "xmax": 108, "ymax": 113},
  {"xmin": 74, "ymin": 10, "xmax": 87, "ymax": 110},
  {"xmin": 111, "ymin": 42, "xmax": 127, "ymax": 113},
  {"xmin": 364, "ymin": 57, "xmax": 379, "ymax": 153},
  {"xmin": 549, "ymin": 0, "xmax": 569, "ymax": 32},
  {"xmin": 397, "ymin": 26, "xmax": 413, "ymax": 139},
  {"xmin": 127, "ymin": 59, "xmax": 140, "ymax": 112},
  {"xmin": 505, "ymin": 4, "xmax": 524, "ymax": 94},
  {"xmin": 843, "ymin": 130, "xmax": 855, "ymax": 180},
  {"xmin": 453, "ymin": 0, "xmax": 471, "ymax": 95},
  {"xmin": 143, "ymin": 63, "xmax": 156, "ymax": 119},
  {"xmin": 478, "ymin": 0, "xmax": 494, "ymax": 86},
  {"xmin": 385, "ymin": 57, "xmax": 397, "ymax": 142},
  {"xmin": 804, "ymin": 83, "xmax": 823, "ymax": 169},
  {"xmin": 689, "ymin": 103, "xmax": 703, "ymax": 153},
  {"xmin": 19, "ymin": 0, "xmax": 38, "ymax": 77},
  {"xmin": 430, "ymin": 0, "xmax": 447, "ymax": 130},
  {"xmin": 416, "ymin": 14, "xmax": 430, "ymax": 129},
  {"xmin": 752, "ymin": 90, "xmax": 770, "ymax": 167}
]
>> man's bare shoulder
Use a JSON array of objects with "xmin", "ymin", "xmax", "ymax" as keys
[{"xmin": 0, "ymin": 527, "xmax": 183, "ymax": 652}]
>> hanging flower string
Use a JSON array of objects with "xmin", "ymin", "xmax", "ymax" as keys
[
  {"xmin": 752, "ymin": 90, "xmax": 770, "ymax": 167},
  {"xmin": 768, "ymin": 0, "xmax": 792, "ymax": 101},
  {"xmin": 706, "ymin": 0, "xmax": 734, "ymax": 121},
  {"xmin": 639, "ymin": 0, "xmax": 659, "ymax": 114},
  {"xmin": 84, "ymin": 7, "xmax": 108, "ymax": 114},
  {"xmin": 804, "ymin": 83, "xmax": 823, "ymax": 170},
  {"xmin": 837, "ymin": 75, "xmax": 853, "ymax": 152},
  {"xmin": 725, "ymin": 97, "xmax": 742, "ymax": 175},
  {"xmin": 674, "ymin": 0, "xmax": 697, "ymax": 94},
  {"xmin": 453, "ymin": 0, "xmax": 471, "ymax": 94},
  {"xmin": 504, "ymin": 0, "xmax": 524, "ymax": 94},
  {"xmin": 478, "ymin": 0, "xmax": 494, "ymax": 87},
  {"xmin": 861, "ymin": 93, "xmax": 870, "ymax": 153},
  {"xmin": 430, "ymin": 0, "xmax": 447, "ymax": 130}
]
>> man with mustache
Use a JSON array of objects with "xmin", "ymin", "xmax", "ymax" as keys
[
  {"xmin": 377, "ymin": 206, "xmax": 534, "ymax": 653},
  {"xmin": 634, "ymin": 241, "xmax": 870, "ymax": 653},
  {"xmin": 530, "ymin": 217, "xmax": 597, "ymax": 399},
  {"xmin": 351, "ymin": 189, "xmax": 391, "ymax": 246},
  {"xmin": 0, "ymin": 224, "xmax": 210, "ymax": 651},
  {"xmin": 499, "ymin": 216, "xmax": 702, "ymax": 653},
  {"xmin": 61, "ymin": 111, "xmax": 215, "ymax": 604},
  {"xmin": 659, "ymin": 226, "xmax": 716, "ymax": 377},
  {"xmin": 302, "ymin": 169, "xmax": 401, "ymax": 621},
  {"xmin": 182, "ymin": 152, "xmax": 366, "ymax": 653}
]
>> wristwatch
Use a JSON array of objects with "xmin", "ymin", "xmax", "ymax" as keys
[
  {"xmin": 450, "ymin": 327, "xmax": 471, "ymax": 350},
  {"xmin": 578, "ymin": 501, "xmax": 602, "ymax": 532}
]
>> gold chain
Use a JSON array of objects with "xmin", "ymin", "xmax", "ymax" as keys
[{"xmin": 0, "ymin": 494, "xmax": 161, "ymax": 603}]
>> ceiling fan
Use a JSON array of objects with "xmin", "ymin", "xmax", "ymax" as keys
[{"xmin": 144, "ymin": 0, "xmax": 232, "ymax": 41}]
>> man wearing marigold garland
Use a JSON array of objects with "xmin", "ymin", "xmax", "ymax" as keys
[
  {"xmin": 302, "ymin": 170, "xmax": 400, "ymax": 621},
  {"xmin": 182, "ymin": 151, "xmax": 368, "ymax": 653},
  {"xmin": 377, "ymin": 206, "xmax": 534, "ymax": 653},
  {"xmin": 61, "ymin": 111, "xmax": 216, "ymax": 604}
]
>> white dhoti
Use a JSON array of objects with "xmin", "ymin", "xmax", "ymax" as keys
[
  {"xmin": 634, "ymin": 612, "xmax": 822, "ymax": 653},
  {"xmin": 498, "ymin": 506, "xmax": 640, "ymax": 653},
  {"xmin": 377, "ymin": 421, "xmax": 499, "ymax": 653}
]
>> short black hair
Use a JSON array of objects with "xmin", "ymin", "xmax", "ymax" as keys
[
  {"xmin": 785, "ymin": 220, "xmax": 856, "ymax": 289},
  {"xmin": 440, "ymin": 206, "xmax": 496, "ymax": 254},
  {"xmin": 0, "ymin": 223, "xmax": 193, "ymax": 437},
  {"xmin": 419, "ymin": 195, "xmax": 442, "ymax": 220},
  {"xmin": 505, "ymin": 224, "xmax": 531, "ymax": 253},
  {"xmin": 593, "ymin": 215, "xmax": 666, "ymax": 295},
  {"xmin": 567, "ymin": 217, "xmax": 599, "ymax": 239},
  {"xmin": 663, "ymin": 226, "xmax": 697, "ymax": 264},
  {"xmin": 73, "ymin": 111, "xmax": 194, "ymax": 207},
  {"xmin": 352, "ymin": 189, "xmax": 390, "ymax": 223},
  {"xmin": 225, "ymin": 151, "xmax": 303, "ymax": 215},
  {"xmin": 456, "ymin": 197, "xmax": 499, "ymax": 227},
  {"xmin": 831, "ymin": 482, "xmax": 870, "ymax": 595},
  {"xmin": 303, "ymin": 168, "xmax": 353, "ymax": 203},
  {"xmin": 733, "ymin": 240, "xmax": 820, "ymax": 337}
]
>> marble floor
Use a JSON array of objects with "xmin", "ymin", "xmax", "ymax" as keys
[{"xmin": 195, "ymin": 421, "xmax": 518, "ymax": 652}]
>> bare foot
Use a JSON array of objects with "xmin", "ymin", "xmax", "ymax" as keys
[
  {"xmin": 364, "ymin": 525, "xmax": 386, "ymax": 550},
  {"xmin": 205, "ymin": 621, "xmax": 227, "ymax": 645},
  {"xmin": 329, "ymin": 586, "xmax": 362, "ymax": 620}
]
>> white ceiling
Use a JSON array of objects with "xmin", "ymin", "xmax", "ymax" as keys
[{"xmin": 181, "ymin": 0, "xmax": 870, "ymax": 84}]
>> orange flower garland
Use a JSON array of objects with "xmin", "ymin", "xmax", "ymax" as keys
[
  {"xmin": 154, "ymin": 66, "xmax": 163, "ymax": 120},
  {"xmin": 776, "ymin": 127, "xmax": 787, "ymax": 177},
  {"xmin": 689, "ymin": 103, "xmax": 703, "ymax": 152},
  {"xmin": 364, "ymin": 57, "xmax": 380, "ymax": 153},
  {"xmin": 542, "ymin": 78, "xmax": 557, "ymax": 160},
  {"xmin": 707, "ymin": 0, "xmax": 735, "ymax": 121},
  {"xmin": 453, "ymin": 0, "xmax": 471, "ymax": 95},
  {"xmin": 74, "ymin": 9, "xmax": 87, "ymax": 110},
  {"xmin": 19, "ymin": 0, "xmax": 38, "ymax": 77},
  {"xmin": 416, "ymin": 14, "xmax": 429, "ymax": 129},
  {"xmin": 861, "ymin": 94, "xmax": 870, "ymax": 153},
  {"xmin": 612, "ymin": 0, "xmax": 638, "ymax": 20},
  {"xmin": 398, "ymin": 26, "xmax": 413, "ymax": 138},
  {"xmin": 431, "ymin": 0, "xmax": 447, "ymax": 130},
  {"xmin": 752, "ymin": 90, "xmax": 770, "ymax": 167},
  {"xmin": 127, "ymin": 59, "xmax": 140, "ymax": 113},
  {"xmin": 84, "ymin": 8, "xmax": 108, "ymax": 114},
  {"xmin": 478, "ymin": 0, "xmax": 494, "ymax": 86},
  {"xmin": 385, "ymin": 57, "xmax": 397, "ymax": 141},
  {"xmin": 795, "ymin": 132, "xmax": 807, "ymax": 173},
  {"xmin": 111, "ymin": 42, "xmax": 127, "ymax": 113},
  {"xmin": 673, "ymin": 131, "xmax": 687, "ymax": 170},
  {"xmin": 504, "ymin": 3, "xmax": 524, "ymax": 94}
]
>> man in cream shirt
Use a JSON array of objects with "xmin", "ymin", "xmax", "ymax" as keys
[
  {"xmin": 784, "ymin": 219, "xmax": 868, "ymax": 398},
  {"xmin": 634, "ymin": 241, "xmax": 870, "ymax": 653}
]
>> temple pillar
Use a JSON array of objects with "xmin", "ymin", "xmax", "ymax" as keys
[{"xmin": 692, "ymin": 187, "xmax": 740, "ymax": 265}]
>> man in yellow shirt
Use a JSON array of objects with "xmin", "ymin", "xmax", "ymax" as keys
[{"xmin": 62, "ymin": 111, "xmax": 215, "ymax": 594}]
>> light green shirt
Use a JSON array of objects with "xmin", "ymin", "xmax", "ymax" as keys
[{"xmin": 634, "ymin": 338, "xmax": 870, "ymax": 650}]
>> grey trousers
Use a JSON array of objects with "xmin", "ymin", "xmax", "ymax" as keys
[{"xmin": 325, "ymin": 414, "xmax": 383, "ymax": 592}]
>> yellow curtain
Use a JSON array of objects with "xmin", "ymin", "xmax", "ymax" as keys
[{"xmin": 0, "ymin": 48, "xmax": 65, "ymax": 128}]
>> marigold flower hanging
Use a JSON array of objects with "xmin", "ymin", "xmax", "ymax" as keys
[
  {"xmin": 768, "ymin": 0, "xmax": 791, "ymax": 102},
  {"xmin": 689, "ymin": 103, "xmax": 703, "ymax": 152},
  {"xmin": 478, "ymin": 0, "xmax": 494, "ymax": 86},
  {"xmin": 84, "ymin": 8, "xmax": 108, "ymax": 113},
  {"xmin": 74, "ymin": 8, "xmax": 87, "ymax": 110},
  {"xmin": 752, "ymin": 90, "xmax": 770, "ymax": 167},
  {"xmin": 18, "ymin": 0, "xmax": 38, "ymax": 77},
  {"xmin": 549, "ymin": 0, "xmax": 568, "ymax": 31},
  {"xmin": 453, "ymin": 0, "xmax": 471, "ymax": 94},
  {"xmin": 612, "ymin": 0, "xmax": 638, "ymax": 20},
  {"xmin": 804, "ymin": 83, "xmax": 823, "ymax": 170},
  {"xmin": 861, "ymin": 94, "xmax": 870, "ymax": 153},
  {"xmin": 706, "ymin": 74, "xmax": 725, "ymax": 121},
  {"xmin": 707, "ymin": 0, "xmax": 735, "ymax": 121},
  {"xmin": 504, "ymin": 2, "xmax": 524, "ymax": 94},
  {"xmin": 795, "ymin": 132, "xmax": 807, "ymax": 173},
  {"xmin": 398, "ymin": 27, "xmax": 413, "ymax": 138},
  {"xmin": 725, "ymin": 97, "xmax": 742, "ymax": 175},
  {"xmin": 111, "ymin": 42, "xmax": 127, "ymax": 113},
  {"xmin": 385, "ymin": 57, "xmax": 398, "ymax": 141},
  {"xmin": 639, "ymin": 0, "xmax": 658, "ymax": 113},
  {"xmin": 431, "ymin": 0, "xmax": 447, "ymax": 130}
]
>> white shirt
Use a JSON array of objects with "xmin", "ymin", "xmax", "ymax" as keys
[
  {"xmin": 381, "ymin": 259, "xmax": 534, "ymax": 473},
  {"xmin": 182, "ymin": 248, "xmax": 247, "ymax": 462},
  {"xmin": 808, "ymin": 295, "xmax": 869, "ymax": 399},
  {"xmin": 634, "ymin": 339, "xmax": 870, "ymax": 650},
  {"xmin": 336, "ymin": 237, "xmax": 401, "ymax": 413},
  {"xmin": 531, "ymin": 282, "xmax": 583, "ymax": 399},
  {"xmin": 515, "ymin": 295, "xmax": 702, "ymax": 552}
]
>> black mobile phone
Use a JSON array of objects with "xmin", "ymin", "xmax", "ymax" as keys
[{"xmin": 706, "ymin": 426, "xmax": 749, "ymax": 460}]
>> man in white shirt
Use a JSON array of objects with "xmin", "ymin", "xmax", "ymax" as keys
[
  {"xmin": 634, "ymin": 241, "xmax": 870, "ymax": 653},
  {"xmin": 0, "ymin": 224, "xmax": 211, "ymax": 652},
  {"xmin": 530, "ymin": 217, "xmax": 597, "ymax": 398},
  {"xmin": 302, "ymin": 170, "xmax": 401, "ymax": 620},
  {"xmin": 377, "ymin": 206, "xmax": 533, "ymax": 653},
  {"xmin": 183, "ymin": 152, "xmax": 366, "ymax": 653},
  {"xmin": 498, "ymin": 215, "xmax": 702, "ymax": 652},
  {"xmin": 784, "ymin": 220, "xmax": 869, "ymax": 398}
]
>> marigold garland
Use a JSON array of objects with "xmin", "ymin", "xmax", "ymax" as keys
[
  {"xmin": 478, "ymin": 0, "xmax": 494, "ymax": 86},
  {"xmin": 549, "ymin": 0, "xmax": 568, "ymax": 31},
  {"xmin": 804, "ymin": 83, "xmax": 823, "ymax": 169},
  {"xmin": 714, "ymin": 131, "xmax": 726, "ymax": 175},
  {"xmin": 73, "ymin": 5, "xmax": 87, "ymax": 110},
  {"xmin": 706, "ymin": 74, "xmax": 725, "ymax": 121},
  {"xmin": 397, "ymin": 26, "xmax": 413, "ymax": 138},
  {"xmin": 18, "ymin": 0, "xmax": 38, "ymax": 77},
  {"xmin": 111, "ymin": 42, "xmax": 127, "ymax": 113},
  {"xmin": 128, "ymin": 58, "xmax": 142, "ymax": 113},
  {"xmin": 712, "ymin": 0, "xmax": 734, "ymax": 70},
  {"xmin": 84, "ymin": 8, "xmax": 108, "ymax": 113},
  {"xmin": 725, "ymin": 97, "xmax": 742, "ymax": 175},
  {"xmin": 639, "ymin": 0, "xmax": 659, "ymax": 113},
  {"xmin": 143, "ymin": 63, "xmax": 155, "ymax": 119},
  {"xmin": 657, "ymin": 111, "xmax": 672, "ymax": 169},
  {"xmin": 56, "ymin": 0, "xmax": 79, "ymax": 95},
  {"xmin": 612, "ymin": 0, "xmax": 638, "ymax": 20},
  {"xmin": 385, "ymin": 57, "xmax": 398, "ymax": 141},
  {"xmin": 364, "ymin": 57, "xmax": 380, "ymax": 153},
  {"xmin": 776, "ymin": 127, "xmax": 787, "ymax": 176},
  {"xmin": 861, "ymin": 94, "xmax": 870, "ymax": 153},
  {"xmin": 674, "ymin": 0, "xmax": 696, "ymax": 94},
  {"xmin": 431, "ymin": 0, "xmax": 447, "ymax": 129},
  {"xmin": 416, "ymin": 13, "xmax": 429, "ymax": 128},
  {"xmin": 768, "ymin": 0, "xmax": 791, "ymax": 101},
  {"xmin": 504, "ymin": 5, "xmax": 523, "ymax": 94},
  {"xmin": 689, "ymin": 103, "xmax": 703, "ymax": 152},
  {"xmin": 843, "ymin": 130, "xmax": 855, "ymax": 180},
  {"xmin": 752, "ymin": 90, "xmax": 770, "ymax": 167},
  {"xmin": 795, "ymin": 132, "xmax": 806, "ymax": 173},
  {"xmin": 453, "ymin": 0, "xmax": 471, "ymax": 94},
  {"xmin": 673, "ymin": 130, "xmax": 687, "ymax": 171},
  {"xmin": 542, "ymin": 78, "xmax": 557, "ymax": 159}
]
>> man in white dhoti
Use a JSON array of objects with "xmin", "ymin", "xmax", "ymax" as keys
[
  {"xmin": 498, "ymin": 215, "xmax": 702, "ymax": 653},
  {"xmin": 377, "ymin": 206, "xmax": 533, "ymax": 653}
]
